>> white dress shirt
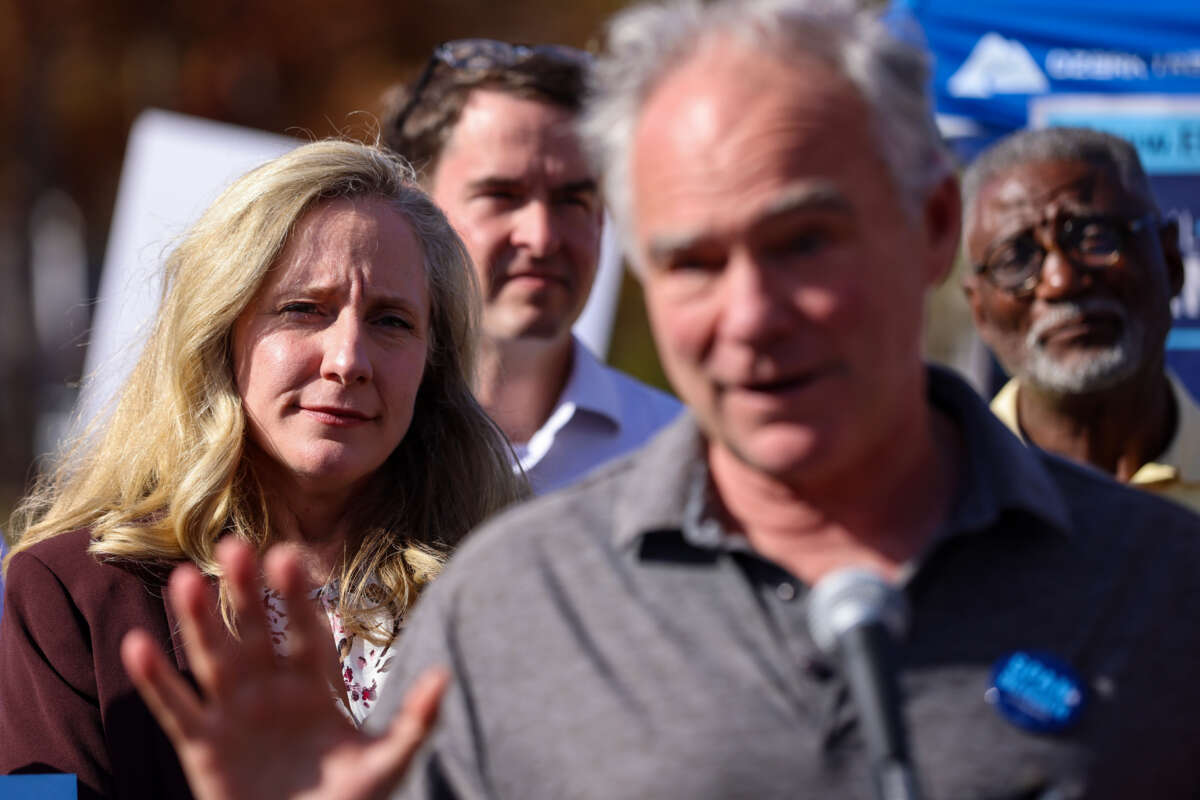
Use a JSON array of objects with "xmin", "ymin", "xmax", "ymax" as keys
[{"xmin": 511, "ymin": 337, "xmax": 681, "ymax": 495}]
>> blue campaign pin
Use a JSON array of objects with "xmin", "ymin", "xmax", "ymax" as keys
[{"xmin": 985, "ymin": 650, "xmax": 1086, "ymax": 734}]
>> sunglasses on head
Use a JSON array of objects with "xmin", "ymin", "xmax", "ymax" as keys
[{"xmin": 390, "ymin": 39, "xmax": 592, "ymax": 134}]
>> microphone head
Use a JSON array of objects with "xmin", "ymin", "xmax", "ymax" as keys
[{"xmin": 807, "ymin": 568, "xmax": 909, "ymax": 656}]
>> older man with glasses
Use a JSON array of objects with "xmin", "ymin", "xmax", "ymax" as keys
[
  {"xmin": 381, "ymin": 40, "xmax": 680, "ymax": 495},
  {"xmin": 963, "ymin": 127, "xmax": 1200, "ymax": 512}
]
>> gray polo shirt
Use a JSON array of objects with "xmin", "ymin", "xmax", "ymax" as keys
[{"xmin": 376, "ymin": 367, "xmax": 1200, "ymax": 799}]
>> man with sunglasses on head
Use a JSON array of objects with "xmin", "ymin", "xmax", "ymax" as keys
[
  {"xmin": 964, "ymin": 127, "xmax": 1200, "ymax": 511},
  {"xmin": 381, "ymin": 40, "xmax": 680, "ymax": 495}
]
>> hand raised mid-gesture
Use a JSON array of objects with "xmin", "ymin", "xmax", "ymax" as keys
[{"xmin": 121, "ymin": 539, "xmax": 447, "ymax": 800}]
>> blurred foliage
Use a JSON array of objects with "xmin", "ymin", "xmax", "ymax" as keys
[{"xmin": 0, "ymin": 0, "xmax": 626, "ymax": 263}]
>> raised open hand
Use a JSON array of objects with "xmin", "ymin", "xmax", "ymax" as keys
[{"xmin": 120, "ymin": 539, "xmax": 447, "ymax": 800}]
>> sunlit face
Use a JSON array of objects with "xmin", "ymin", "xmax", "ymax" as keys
[
  {"xmin": 232, "ymin": 197, "xmax": 430, "ymax": 497},
  {"xmin": 632, "ymin": 42, "xmax": 956, "ymax": 486},
  {"xmin": 965, "ymin": 159, "xmax": 1179, "ymax": 395},
  {"xmin": 428, "ymin": 89, "xmax": 603, "ymax": 345}
]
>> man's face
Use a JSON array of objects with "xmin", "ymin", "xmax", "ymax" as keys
[
  {"xmin": 964, "ymin": 159, "xmax": 1182, "ymax": 395},
  {"xmin": 428, "ymin": 89, "xmax": 603, "ymax": 346},
  {"xmin": 631, "ymin": 42, "xmax": 958, "ymax": 486}
]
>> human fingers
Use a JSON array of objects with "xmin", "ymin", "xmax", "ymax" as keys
[
  {"xmin": 121, "ymin": 628, "xmax": 206, "ymax": 743},
  {"xmin": 263, "ymin": 544, "xmax": 340, "ymax": 688},
  {"xmin": 365, "ymin": 667, "xmax": 450, "ymax": 791},
  {"xmin": 215, "ymin": 538, "xmax": 275, "ymax": 675},
  {"xmin": 169, "ymin": 562, "xmax": 231, "ymax": 696}
]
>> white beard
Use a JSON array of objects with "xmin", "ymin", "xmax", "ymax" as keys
[{"xmin": 1019, "ymin": 298, "xmax": 1144, "ymax": 395}]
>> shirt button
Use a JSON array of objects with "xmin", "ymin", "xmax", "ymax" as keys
[
  {"xmin": 776, "ymin": 582, "xmax": 797, "ymax": 601},
  {"xmin": 804, "ymin": 656, "xmax": 834, "ymax": 681}
]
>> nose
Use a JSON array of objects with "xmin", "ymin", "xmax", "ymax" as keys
[
  {"xmin": 511, "ymin": 200, "xmax": 561, "ymax": 258},
  {"xmin": 1035, "ymin": 246, "xmax": 1094, "ymax": 301},
  {"xmin": 718, "ymin": 254, "xmax": 793, "ymax": 344},
  {"xmin": 321, "ymin": 313, "xmax": 372, "ymax": 385}
]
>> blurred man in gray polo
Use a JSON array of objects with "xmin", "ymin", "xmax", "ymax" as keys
[
  {"xmin": 378, "ymin": 3, "xmax": 1200, "ymax": 797},
  {"xmin": 963, "ymin": 127, "xmax": 1200, "ymax": 512}
]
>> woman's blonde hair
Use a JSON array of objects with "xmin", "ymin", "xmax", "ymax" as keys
[{"xmin": 8, "ymin": 139, "xmax": 527, "ymax": 639}]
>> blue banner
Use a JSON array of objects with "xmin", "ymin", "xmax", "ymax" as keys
[
  {"xmin": 893, "ymin": 0, "xmax": 1200, "ymax": 137},
  {"xmin": 895, "ymin": 0, "xmax": 1200, "ymax": 398}
]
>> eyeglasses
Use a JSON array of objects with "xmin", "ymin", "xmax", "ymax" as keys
[
  {"xmin": 974, "ymin": 212, "xmax": 1156, "ymax": 296},
  {"xmin": 390, "ymin": 39, "xmax": 592, "ymax": 134}
]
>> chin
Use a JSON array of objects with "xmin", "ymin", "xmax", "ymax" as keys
[
  {"xmin": 282, "ymin": 453, "xmax": 387, "ymax": 493},
  {"xmin": 488, "ymin": 303, "xmax": 580, "ymax": 342},
  {"xmin": 723, "ymin": 423, "xmax": 836, "ymax": 484},
  {"xmin": 512, "ymin": 319, "xmax": 575, "ymax": 342},
  {"xmin": 1024, "ymin": 343, "xmax": 1141, "ymax": 396}
]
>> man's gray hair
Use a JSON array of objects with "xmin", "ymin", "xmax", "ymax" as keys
[
  {"xmin": 961, "ymin": 127, "xmax": 1159, "ymax": 230},
  {"xmin": 580, "ymin": 0, "xmax": 953, "ymax": 269}
]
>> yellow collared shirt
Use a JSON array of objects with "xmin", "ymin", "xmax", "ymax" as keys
[{"xmin": 991, "ymin": 372, "xmax": 1200, "ymax": 514}]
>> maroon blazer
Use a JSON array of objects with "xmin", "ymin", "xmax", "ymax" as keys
[{"xmin": 0, "ymin": 529, "xmax": 194, "ymax": 799}]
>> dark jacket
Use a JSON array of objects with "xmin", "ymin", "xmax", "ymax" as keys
[{"xmin": 0, "ymin": 529, "xmax": 194, "ymax": 799}]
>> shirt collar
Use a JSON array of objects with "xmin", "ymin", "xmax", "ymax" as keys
[
  {"xmin": 559, "ymin": 336, "xmax": 625, "ymax": 428},
  {"xmin": 1132, "ymin": 371, "xmax": 1200, "ymax": 485},
  {"xmin": 612, "ymin": 366, "xmax": 1074, "ymax": 552},
  {"xmin": 612, "ymin": 413, "xmax": 706, "ymax": 549},
  {"xmin": 521, "ymin": 337, "xmax": 625, "ymax": 467},
  {"xmin": 992, "ymin": 370, "xmax": 1200, "ymax": 486},
  {"xmin": 928, "ymin": 365, "xmax": 1073, "ymax": 538}
]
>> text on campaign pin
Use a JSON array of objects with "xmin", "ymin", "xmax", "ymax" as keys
[{"xmin": 986, "ymin": 650, "xmax": 1086, "ymax": 734}]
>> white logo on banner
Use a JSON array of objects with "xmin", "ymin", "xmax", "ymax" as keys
[{"xmin": 948, "ymin": 33, "xmax": 1050, "ymax": 98}]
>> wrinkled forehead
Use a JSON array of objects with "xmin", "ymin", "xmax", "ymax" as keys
[
  {"xmin": 966, "ymin": 159, "xmax": 1144, "ymax": 251},
  {"xmin": 630, "ymin": 41, "xmax": 886, "ymax": 249},
  {"xmin": 991, "ymin": 160, "xmax": 1139, "ymax": 215}
]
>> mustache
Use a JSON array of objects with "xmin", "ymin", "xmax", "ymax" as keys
[{"xmin": 1026, "ymin": 297, "xmax": 1129, "ymax": 348}]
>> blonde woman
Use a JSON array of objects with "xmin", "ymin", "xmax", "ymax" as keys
[{"xmin": 0, "ymin": 140, "xmax": 526, "ymax": 799}]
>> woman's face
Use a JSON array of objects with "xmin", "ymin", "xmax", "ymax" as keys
[{"xmin": 232, "ymin": 197, "xmax": 430, "ymax": 498}]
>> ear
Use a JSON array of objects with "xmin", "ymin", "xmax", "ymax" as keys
[
  {"xmin": 920, "ymin": 174, "xmax": 963, "ymax": 288},
  {"xmin": 1159, "ymin": 217, "xmax": 1186, "ymax": 299},
  {"xmin": 962, "ymin": 272, "xmax": 990, "ymax": 329}
]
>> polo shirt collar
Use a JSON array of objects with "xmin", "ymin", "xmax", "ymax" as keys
[
  {"xmin": 612, "ymin": 413, "xmax": 705, "ymax": 549},
  {"xmin": 612, "ymin": 366, "xmax": 1073, "ymax": 551},
  {"xmin": 928, "ymin": 365, "xmax": 1073, "ymax": 538}
]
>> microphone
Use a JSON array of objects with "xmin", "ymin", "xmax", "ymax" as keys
[{"xmin": 807, "ymin": 568, "xmax": 922, "ymax": 800}]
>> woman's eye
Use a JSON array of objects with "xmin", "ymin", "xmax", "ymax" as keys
[
  {"xmin": 279, "ymin": 301, "xmax": 319, "ymax": 316},
  {"xmin": 376, "ymin": 314, "xmax": 414, "ymax": 331}
]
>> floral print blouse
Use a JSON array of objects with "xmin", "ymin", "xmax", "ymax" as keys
[{"xmin": 263, "ymin": 583, "xmax": 403, "ymax": 727}]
